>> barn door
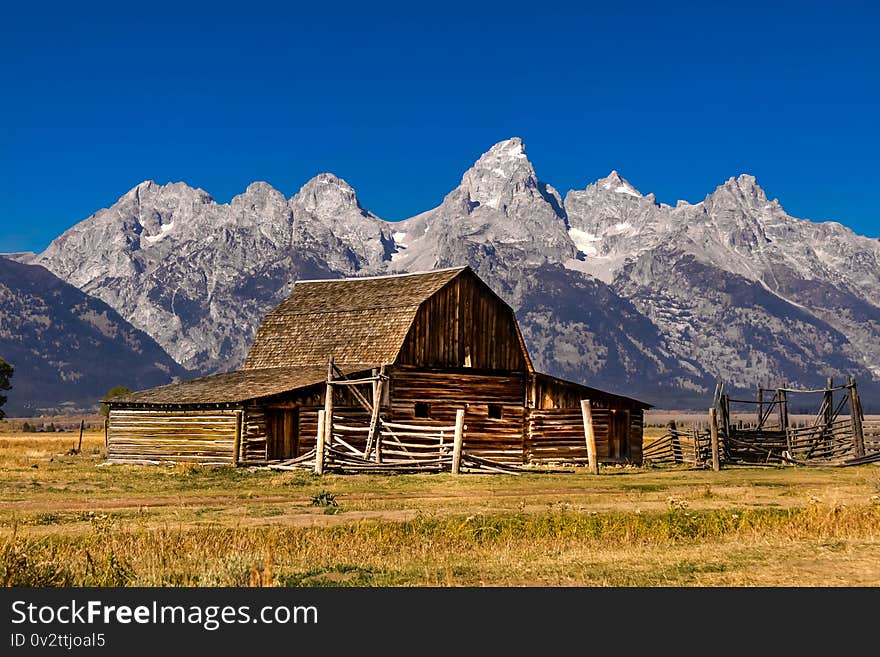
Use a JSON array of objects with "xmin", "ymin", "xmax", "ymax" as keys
[
  {"xmin": 611, "ymin": 410, "xmax": 631, "ymax": 461},
  {"xmin": 267, "ymin": 409, "xmax": 299, "ymax": 460}
]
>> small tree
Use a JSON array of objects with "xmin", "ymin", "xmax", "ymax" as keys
[
  {"xmin": 101, "ymin": 386, "xmax": 132, "ymax": 418},
  {"xmin": 0, "ymin": 357, "xmax": 12, "ymax": 420},
  {"xmin": 22, "ymin": 421, "xmax": 32, "ymax": 433}
]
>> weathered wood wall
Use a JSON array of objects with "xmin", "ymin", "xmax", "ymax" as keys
[
  {"xmin": 397, "ymin": 273, "xmax": 528, "ymax": 371},
  {"xmin": 108, "ymin": 409, "xmax": 238, "ymax": 465},
  {"xmin": 240, "ymin": 408, "xmax": 268, "ymax": 464},
  {"xmin": 389, "ymin": 368, "xmax": 526, "ymax": 463},
  {"xmin": 629, "ymin": 409, "xmax": 644, "ymax": 465},
  {"xmin": 864, "ymin": 418, "xmax": 880, "ymax": 453},
  {"xmin": 526, "ymin": 407, "xmax": 644, "ymax": 465}
]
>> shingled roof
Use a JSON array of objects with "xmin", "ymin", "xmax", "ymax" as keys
[
  {"xmin": 242, "ymin": 266, "xmax": 468, "ymax": 370},
  {"xmin": 113, "ymin": 366, "xmax": 372, "ymax": 405}
]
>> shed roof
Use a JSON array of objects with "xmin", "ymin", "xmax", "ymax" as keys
[
  {"xmin": 111, "ymin": 365, "xmax": 372, "ymax": 405},
  {"xmin": 533, "ymin": 372, "xmax": 653, "ymax": 410},
  {"xmin": 242, "ymin": 266, "xmax": 467, "ymax": 370}
]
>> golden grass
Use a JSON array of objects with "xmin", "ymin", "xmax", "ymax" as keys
[{"xmin": 2, "ymin": 430, "xmax": 880, "ymax": 586}]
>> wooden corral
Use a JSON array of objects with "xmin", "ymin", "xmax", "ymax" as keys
[
  {"xmin": 643, "ymin": 378, "xmax": 880, "ymax": 469},
  {"xmin": 107, "ymin": 266, "xmax": 650, "ymax": 471}
]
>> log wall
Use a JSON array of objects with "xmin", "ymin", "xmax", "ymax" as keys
[
  {"xmin": 389, "ymin": 368, "xmax": 526, "ymax": 464},
  {"xmin": 108, "ymin": 409, "xmax": 238, "ymax": 465},
  {"xmin": 240, "ymin": 408, "xmax": 268, "ymax": 464},
  {"xmin": 863, "ymin": 418, "xmax": 880, "ymax": 453},
  {"xmin": 526, "ymin": 407, "xmax": 644, "ymax": 465}
]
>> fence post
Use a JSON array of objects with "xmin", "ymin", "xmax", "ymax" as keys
[
  {"xmin": 323, "ymin": 357, "xmax": 334, "ymax": 451},
  {"xmin": 315, "ymin": 410, "xmax": 326, "ymax": 476},
  {"xmin": 849, "ymin": 377, "xmax": 865, "ymax": 458},
  {"xmin": 709, "ymin": 407, "xmax": 720, "ymax": 472},
  {"xmin": 581, "ymin": 399, "xmax": 599, "ymax": 475},
  {"xmin": 451, "ymin": 409, "xmax": 465, "ymax": 474},
  {"xmin": 233, "ymin": 410, "xmax": 243, "ymax": 466},
  {"xmin": 103, "ymin": 417, "xmax": 109, "ymax": 449}
]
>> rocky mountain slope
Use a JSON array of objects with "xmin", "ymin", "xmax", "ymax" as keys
[
  {"xmin": 0, "ymin": 256, "xmax": 185, "ymax": 415},
  {"xmin": 28, "ymin": 137, "xmax": 880, "ymax": 408}
]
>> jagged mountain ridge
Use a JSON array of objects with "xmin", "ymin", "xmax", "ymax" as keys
[
  {"xmin": 30, "ymin": 137, "xmax": 880, "ymax": 408},
  {"xmin": 0, "ymin": 256, "xmax": 186, "ymax": 415}
]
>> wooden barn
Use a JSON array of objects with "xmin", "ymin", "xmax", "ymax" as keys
[{"xmin": 107, "ymin": 266, "xmax": 650, "ymax": 469}]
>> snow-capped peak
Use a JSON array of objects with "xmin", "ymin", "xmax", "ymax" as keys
[
  {"xmin": 458, "ymin": 137, "xmax": 539, "ymax": 210},
  {"xmin": 597, "ymin": 170, "xmax": 642, "ymax": 197}
]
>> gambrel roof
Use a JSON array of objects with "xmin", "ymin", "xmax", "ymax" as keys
[{"xmin": 242, "ymin": 267, "xmax": 471, "ymax": 370}]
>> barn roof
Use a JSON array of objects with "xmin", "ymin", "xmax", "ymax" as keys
[
  {"xmin": 242, "ymin": 266, "xmax": 469, "ymax": 370},
  {"xmin": 533, "ymin": 372, "xmax": 652, "ymax": 410},
  {"xmin": 111, "ymin": 365, "xmax": 373, "ymax": 405}
]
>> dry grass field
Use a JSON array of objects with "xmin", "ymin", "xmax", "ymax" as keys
[{"xmin": 2, "ymin": 427, "xmax": 880, "ymax": 586}]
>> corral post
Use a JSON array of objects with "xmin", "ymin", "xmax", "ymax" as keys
[
  {"xmin": 375, "ymin": 426, "xmax": 382, "ymax": 464},
  {"xmin": 824, "ymin": 377, "xmax": 834, "ymax": 450},
  {"xmin": 757, "ymin": 386, "xmax": 763, "ymax": 429},
  {"xmin": 365, "ymin": 366, "xmax": 384, "ymax": 459},
  {"xmin": 315, "ymin": 410, "xmax": 326, "ymax": 475},
  {"xmin": 778, "ymin": 387, "xmax": 790, "ymax": 452},
  {"xmin": 324, "ymin": 356, "xmax": 334, "ymax": 450},
  {"xmin": 848, "ymin": 377, "xmax": 865, "ymax": 458},
  {"xmin": 581, "ymin": 399, "xmax": 599, "ymax": 475},
  {"xmin": 233, "ymin": 410, "xmax": 243, "ymax": 466},
  {"xmin": 709, "ymin": 407, "xmax": 720, "ymax": 472},
  {"xmin": 103, "ymin": 417, "xmax": 108, "ymax": 449},
  {"xmin": 451, "ymin": 408, "xmax": 465, "ymax": 474},
  {"xmin": 77, "ymin": 419, "xmax": 84, "ymax": 453}
]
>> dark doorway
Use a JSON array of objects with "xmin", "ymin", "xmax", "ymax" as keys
[
  {"xmin": 610, "ymin": 410, "xmax": 631, "ymax": 461},
  {"xmin": 267, "ymin": 408, "xmax": 299, "ymax": 460}
]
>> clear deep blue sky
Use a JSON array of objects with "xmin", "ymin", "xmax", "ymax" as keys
[{"xmin": 2, "ymin": 1, "xmax": 878, "ymax": 253}]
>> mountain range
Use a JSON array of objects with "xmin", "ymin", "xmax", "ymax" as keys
[{"xmin": 3, "ymin": 137, "xmax": 878, "ymax": 414}]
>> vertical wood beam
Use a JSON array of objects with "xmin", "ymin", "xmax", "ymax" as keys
[
  {"xmin": 757, "ymin": 387, "xmax": 763, "ymax": 429},
  {"xmin": 324, "ymin": 356, "xmax": 334, "ymax": 450},
  {"xmin": 581, "ymin": 399, "xmax": 599, "ymax": 475},
  {"xmin": 849, "ymin": 377, "xmax": 865, "ymax": 458},
  {"xmin": 451, "ymin": 409, "xmax": 465, "ymax": 474},
  {"xmin": 778, "ymin": 386, "xmax": 789, "ymax": 453},
  {"xmin": 824, "ymin": 376, "xmax": 834, "ymax": 450},
  {"xmin": 233, "ymin": 410, "xmax": 243, "ymax": 466},
  {"xmin": 709, "ymin": 407, "xmax": 720, "ymax": 472},
  {"xmin": 315, "ymin": 410, "xmax": 326, "ymax": 476},
  {"xmin": 364, "ymin": 366, "xmax": 384, "ymax": 458}
]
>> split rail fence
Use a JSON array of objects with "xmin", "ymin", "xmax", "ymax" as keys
[{"xmin": 644, "ymin": 377, "xmax": 880, "ymax": 470}]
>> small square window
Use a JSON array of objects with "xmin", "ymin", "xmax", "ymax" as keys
[
  {"xmin": 488, "ymin": 404, "xmax": 502, "ymax": 419},
  {"xmin": 414, "ymin": 402, "xmax": 430, "ymax": 418}
]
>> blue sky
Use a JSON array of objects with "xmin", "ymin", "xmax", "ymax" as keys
[{"xmin": 1, "ymin": 1, "xmax": 878, "ymax": 252}]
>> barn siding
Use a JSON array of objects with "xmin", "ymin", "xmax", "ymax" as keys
[
  {"xmin": 389, "ymin": 368, "xmax": 526, "ymax": 463},
  {"xmin": 240, "ymin": 408, "xmax": 268, "ymax": 464},
  {"xmin": 526, "ymin": 407, "xmax": 644, "ymax": 465},
  {"xmin": 108, "ymin": 409, "xmax": 238, "ymax": 465},
  {"xmin": 397, "ymin": 274, "xmax": 528, "ymax": 371}
]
